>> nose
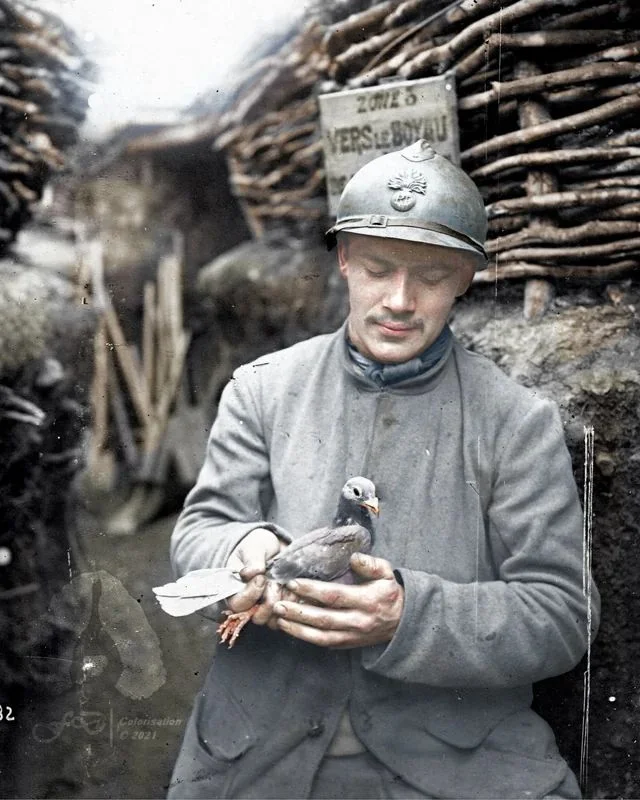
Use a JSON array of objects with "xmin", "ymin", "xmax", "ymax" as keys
[{"xmin": 382, "ymin": 270, "xmax": 416, "ymax": 314}]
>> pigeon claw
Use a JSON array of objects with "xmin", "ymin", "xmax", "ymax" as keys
[{"xmin": 217, "ymin": 606, "xmax": 258, "ymax": 648}]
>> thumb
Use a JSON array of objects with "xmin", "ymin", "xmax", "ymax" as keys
[
  {"xmin": 237, "ymin": 529, "xmax": 279, "ymax": 579},
  {"xmin": 239, "ymin": 564, "xmax": 266, "ymax": 581},
  {"xmin": 239, "ymin": 551, "xmax": 270, "ymax": 581},
  {"xmin": 350, "ymin": 552, "xmax": 395, "ymax": 580}
]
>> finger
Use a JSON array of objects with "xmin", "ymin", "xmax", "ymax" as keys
[
  {"xmin": 350, "ymin": 553, "xmax": 396, "ymax": 581},
  {"xmin": 280, "ymin": 587, "xmax": 300, "ymax": 604},
  {"xmin": 266, "ymin": 587, "xmax": 302, "ymax": 629},
  {"xmin": 252, "ymin": 580, "xmax": 283, "ymax": 626},
  {"xmin": 286, "ymin": 578, "xmax": 362, "ymax": 609},
  {"xmin": 226, "ymin": 575, "xmax": 265, "ymax": 613},
  {"xmin": 277, "ymin": 617, "xmax": 355, "ymax": 648},
  {"xmin": 274, "ymin": 600, "xmax": 367, "ymax": 632}
]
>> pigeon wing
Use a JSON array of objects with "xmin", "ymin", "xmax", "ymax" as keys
[
  {"xmin": 153, "ymin": 569, "xmax": 246, "ymax": 618},
  {"xmin": 153, "ymin": 568, "xmax": 244, "ymax": 600},
  {"xmin": 155, "ymin": 594, "xmax": 224, "ymax": 617},
  {"xmin": 267, "ymin": 524, "xmax": 372, "ymax": 583}
]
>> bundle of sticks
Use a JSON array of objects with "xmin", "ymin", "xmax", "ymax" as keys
[
  {"xmin": 0, "ymin": 0, "xmax": 91, "ymax": 253},
  {"xmin": 215, "ymin": 21, "xmax": 329, "ymax": 239},
  {"xmin": 216, "ymin": 0, "xmax": 640, "ymax": 284},
  {"xmin": 85, "ymin": 240, "xmax": 190, "ymax": 499}
]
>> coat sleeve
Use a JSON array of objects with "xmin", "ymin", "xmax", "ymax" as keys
[
  {"xmin": 362, "ymin": 398, "xmax": 600, "ymax": 688},
  {"xmin": 170, "ymin": 364, "xmax": 291, "ymax": 582}
]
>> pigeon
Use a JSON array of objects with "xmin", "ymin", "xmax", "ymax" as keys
[{"xmin": 153, "ymin": 477, "xmax": 379, "ymax": 647}]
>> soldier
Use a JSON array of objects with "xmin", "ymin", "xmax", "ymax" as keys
[{"xmin": 168, "ymin": 140, "xmax": 598, "ymax": 799}]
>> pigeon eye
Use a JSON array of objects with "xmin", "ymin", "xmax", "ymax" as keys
[{"xmin": 353, "ymin": 487, "xmax": 362, "ymax": 498}]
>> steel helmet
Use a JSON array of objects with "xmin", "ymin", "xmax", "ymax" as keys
[{"xmin": 325, "ymin": 139, "xmax": 487, "ymax": 266}]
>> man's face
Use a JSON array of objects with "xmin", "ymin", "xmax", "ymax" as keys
[{"xmin": 337, "ymin": 233, "xmax": 477, "ymax": 364}]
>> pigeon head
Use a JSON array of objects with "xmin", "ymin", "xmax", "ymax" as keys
[{"xmin": 334, "ymin": 476, "xmax": 379, "ymax": 533}]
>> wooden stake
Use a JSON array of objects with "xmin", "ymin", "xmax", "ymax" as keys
[
  {"xmin": 87, "ymin": 317, "xmax": 117, "ymax": 492},
  {"xmin": 524, "ymin": 279, "xmax": 555, "ymax": 322},
  {"xmin": 128, "ymin": 343, "xmax": 151, "ymax": 422},
  {"xmin": 87, "ymin": 238, "xmax": 107, "ymax": 311},
  {"xmin": 90, "ymin": 316, "xmax": 109, "ymax": 453},
  {"xmin": 142, "ymin": 281, "xmax": 156, "ymax": 406},
  {"xmin": 103, "ymin": 297, "xmax": 151, "ymax": 428},
  {"xmin": 107, "ymin": 356, "xmax": 138, "ymax": 470},
  {"xmin": 516, "ymin": 59, "xmax": 556, "ymax": 322},
  {"xmin": 155, "ymin": 255, "xmax": 170, "ymax": 399},
  {"xmin": 144, "ymin": 331, "xmax": 191, "ymax": 456}
]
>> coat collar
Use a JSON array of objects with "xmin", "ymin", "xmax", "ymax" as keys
[{"xmin": 338, "ymin": 320, "xmax": 454, "ymax": 394}]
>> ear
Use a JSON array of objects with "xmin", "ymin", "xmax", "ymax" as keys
[
  {"xmin": 337, "ymin": 237, "xmax": 349, "ymax": 279},
  {"xmin": 455, "ymin": 258, "xmax": 479, "ymax": 297}
]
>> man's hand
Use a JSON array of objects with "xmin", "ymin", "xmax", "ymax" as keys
[
  {"xmin": 273, "ymin": 553, "xmax": 404, "ymax": 648},
  {"xmin": 225, "ymin": 528, "xmax": 290, "ymax": 628}
]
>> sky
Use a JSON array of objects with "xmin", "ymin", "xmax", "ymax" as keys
[{"xmin": 36, "ymin": 0, "xmax": 308, "ymax": 135}]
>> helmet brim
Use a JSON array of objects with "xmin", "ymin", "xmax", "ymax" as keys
[{"xmin": 325, "ymin": 225, "xmax": 488, "ymax": 269}]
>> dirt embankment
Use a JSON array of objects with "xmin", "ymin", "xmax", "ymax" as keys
[{"xmin": 453, "ymin": 281, "xmax": 640, "ymax": 799}]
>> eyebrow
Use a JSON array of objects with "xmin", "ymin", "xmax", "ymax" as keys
[
  {"xmin": 361, "ymin": 254, "xmax": 397, "ymax": 269},
  {"xmin": 360, "ymin": 253, "xmax": 454, "ymax": 275}
]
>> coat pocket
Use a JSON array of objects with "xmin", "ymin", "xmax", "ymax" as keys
[
  {"xmin": 419, "ymin": 685, "xmax": 532, "ymax": 748},
  {"xmin": 195, "ymin": 676, "xmax": 257, "ymax": 763}
]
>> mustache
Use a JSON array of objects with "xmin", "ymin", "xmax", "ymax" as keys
[{"xmin": 366, "ymin": 314, "xmax": 423, "ymax": 330}]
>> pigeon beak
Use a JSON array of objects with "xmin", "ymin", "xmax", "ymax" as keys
[{"xmin": 361, "ymin": 497, "xmax": 379, "ymax": 516}]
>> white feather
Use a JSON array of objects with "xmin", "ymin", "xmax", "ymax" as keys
[
  {"xmin": 155, "ymin": 594, "xmax": 224, "ymax": 617},
  {"xmin": 153, "ymin": 567, "xmax": 245, "ymax": 613}
]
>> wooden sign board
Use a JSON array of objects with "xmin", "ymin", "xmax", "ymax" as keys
[{"xmin": 318, "ymin": 73, "xmax": 459, "ymax": 215}]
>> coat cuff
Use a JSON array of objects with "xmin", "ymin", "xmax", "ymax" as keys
[{"xmin": 361, "ymin": 566, "xmax": 427, "ymax": 680}]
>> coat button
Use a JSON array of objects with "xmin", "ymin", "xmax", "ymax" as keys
[{"xmin": 307, "ymin": 719, "xmax": 325, "ymax": 738}]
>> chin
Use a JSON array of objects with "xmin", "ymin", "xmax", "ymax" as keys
[
  {"xmin": 369, "ymin": 342, "xmax": 423, "ymax": 364},
  {"xmin": 352, "ymin": 324, "xmax": 429, "ymax": 363}
]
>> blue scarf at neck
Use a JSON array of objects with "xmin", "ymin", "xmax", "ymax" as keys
[{"xmin": 347, "ymin": 325, "xmax": 452, "ymax": 388}]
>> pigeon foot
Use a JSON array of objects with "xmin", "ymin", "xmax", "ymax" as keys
[{"xmin": 217, "ymin": 606, "xmax": 258, "ymax": 648}]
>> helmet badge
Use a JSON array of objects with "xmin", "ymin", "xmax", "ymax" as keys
[{"xmin": 387, "ymin": 169, "xmax": 427, "ymax": 212}]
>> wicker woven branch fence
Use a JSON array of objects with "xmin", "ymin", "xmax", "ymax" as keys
[
  {"xmin": 215, "ymin": 0, "xmax": 640, "ymax": 291},
  {"xmin": 0, "ymin": 0, "xmax": 91, "ymax": 253}
]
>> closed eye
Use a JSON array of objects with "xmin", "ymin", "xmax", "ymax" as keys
[{"xmin": 365, "ymin": 267, "xmax": 391, "ymax": 278}]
